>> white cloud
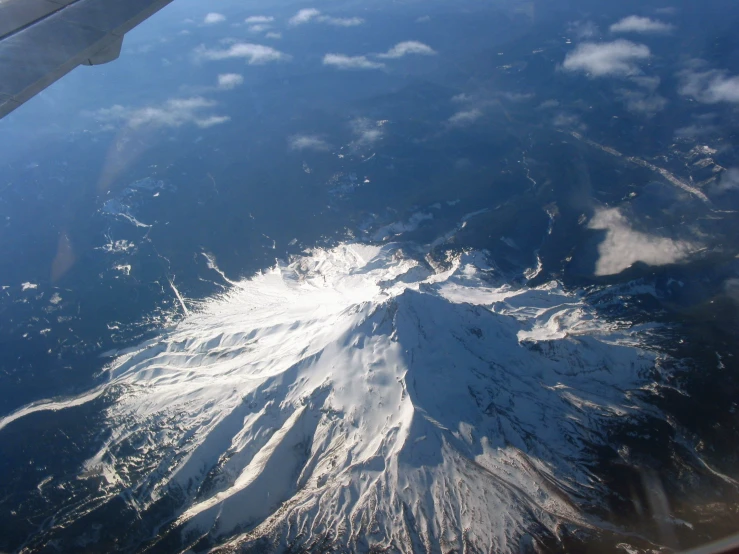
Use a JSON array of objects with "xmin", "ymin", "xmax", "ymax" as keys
[
  {"xmin": 244, "ymin": 16, "xmax": 274, "ymax": 24},
  {"xmin": 679, "ymin": 65, "xmax": 739, "ymax": 103},
  {"xmin": 91, "ymin": 97, "xmax": 230, "ymax": 129},
  {"xmin": 288, "ymin": 8, "xmax": 363, "ymax": 27},
  {"xmin": 567, "ymin": 20, "xmax": 599, "ymax": 40},
  {"xmin": 203, "ymin": 13, "xmax": 226, "ymax": 25},
  {"xmin": 289, "ymin": 8, "xmax": 321, "ymax": 26},
  {"xmin": 628, "ymin": 95, "xmax": 667, "ymax": 113},
  {"xmin": 446, "ymin": 92, "xmax": 499, "ymax": 126},
  {"xmin": 248, "ymin": 24, "xmax": 271, "ymax": 33},
  {"xmin": 351, "ymin": 118, "xmax": 384, "ymax": 148},
  {"xmin": 451, "ymin": 91, "xmax": 506, "ymax": 108},
  {"xmin": 320, "ymin": 15, "xmax": 364, "ymax": 27},
  {"xmin": 194, "ymin": 43, "xmax": 289, "ymax": 64},
  {"xmin": 588, "ymin": 208, "xmax": 697, "ymax": 275},
  {"xmin": 451, "ymin": 93, "xmax": 472, "ymax": 104},
  {"xmin": 704, "ymin": 76, "xmax": 739, "ymax": 102},
  {"xmin": 537, "ymin": 99, "xmax": 560, "ymax": 109},
  {"xmin": 377, "ymin": 41, "xmax": 436, "ymax": 59},
  {"xmin": 610, "ymin": 16, "xmax": 674, "ymax": 33},
  {"xmin": 616, "ymin": 88, "xmax": 667, "ymax": 113},
  {"xmin": 448, "ymin": 109, "xmax": 483, "ymax": 126},
  {"xmin": 674, "ymin": 123, "xmax": 718, "ymax": 139},
  {"xmin": 500, "ymin": 92, "xmax": 535, "ymax": 102},
  {"xmin": 289, "ymin": 135, "xmax": 331, "ymax": 151},
  {"xmin": 266, "ymin": 32, "xmax": 282, "ymax": 39},
  {"xmin": 713, "ymin": 168, "xmax": 739, "ymax": 193},
  {"xmin": 552, "ymin": 113, "xmax": 581, "ymax": 127},
  {"xmin": 323, "ymin": 54, "xmax": 384, "ymax": 70},
  {"xmin": 195, "ymin": 115, "xmax": 231, "ymax": 128},
  {"xmin": 562, "ymin": 40, "xmax": 650, "ymax": 77},
  {"xmin": 217, "ymin": 73, "xmax": 244, "ymax": 90},
  {"xmin": 631, "ymin": 75, "xmax": 660, "ymax": 91},
  {"xmin": 725, "ymin": 279, "xmax": 739, "ymax": 303}
]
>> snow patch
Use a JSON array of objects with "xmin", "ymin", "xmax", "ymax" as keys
[{"xmin": 4, "ymin": 243, "xmax": 660, "ymax": 552}]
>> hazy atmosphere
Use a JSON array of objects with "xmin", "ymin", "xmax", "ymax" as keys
[{"xmin": 1, "ymin": 0, "xmax": 739, "ymax": 552}]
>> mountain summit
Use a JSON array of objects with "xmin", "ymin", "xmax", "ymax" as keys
[{"xmin": 9, "ymin": 244, "xmax": 658, "ymax": 552}]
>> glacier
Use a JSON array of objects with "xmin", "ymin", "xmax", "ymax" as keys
[{"xmin": 3, "ymin": 242, "xmax": 664, "ymax": 552}]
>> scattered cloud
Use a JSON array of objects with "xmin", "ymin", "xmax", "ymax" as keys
[
  {"xmin": 588, "ymin": 208, "xmax": 697, "ymax": 275},
  {"xmin": 562, "ymin": 40, "xmax": 650, "ymax": 77},
  {"xmin": 568, "ymin": 20, "xmax": 599, "ymax": 40},
  {"xmin": 195, "ymin": 115, "xmax": 231, "ymax": 128},
  {"xmin": 194, "ymin": 43, "xmax": 289, "ymax": 64},
  {"xmin": 724, "ymin": 278, "xmax": 739, "ymax": 304},
  {"xmin": 616, "ymin": 88, "xmax": 667, "ymax": 114},
  {"xmin": 289, "ymin": 8, "xmax": 321, "ymax": 26},
  {"xmin": 323, "ymin": 54, "xmax": 384, "ymax": 70},
  {"xmin": 448, "ymin": 109, "xmax": 483, "ymax": 126},
  {"xmin": 288, "ymin": 8, "xmax": 363, "ymax": 27},
  {"xmin": 631, "ymin": 75, "xmax": 661, "ymax": 91},
  {"xmin": 679, "ymin": 64, "xmax": 739, "ymax": 103},
  {"xmin": 289, "ymin": 135, "xmax": 331, "ymax": 151},
  {"xmin": 217, "ymin": 73, "xmax": 244, "ymax": 90},
  {"xmin": 203, "ymin": 13, "xmax": 226, "ymax": 25},
  {"xmin": 248, "ymin": 24, "xmax": 272, "ymax": 34},
  {"xmin": 320, "ymin": 15, "xmax": 364, "ymax": 27},
  {"xmin": 351, "ymin": 118, "xmax": 385, "ymax": 148},
  {"xmin": 416, "ymin": 15, "xmax": 431, "ymax": 23},
  {"xmin": 500, "ymin": 91, "xmax": 535, "ymax": 102},
  {"xmin": 377, "ymin": 41, "xmax": 436, "ymax": 59},
  {"xmin": 451, "ymin": 93, "xmax": 472, "ymax": 104},
  {"xmin": 449, "ymin": 90, "xmax": 500, "ymax": 108},
  {"xmin": 446, "ymin": 92, "xmax": 500, "ymax": 127},
  {"xmin": 712, "ymin": 168, "xmax": 739, "ymax": 193},
  {"xmin": 90, "ymin": 97, "xmax": 230, "ymax": 130},
  {"xmin": 674, "ymin": 123, "xmax": 719, "ymax": 139},
  {"xmin": 552, "ymin": 113, "xmax": 585, "ymax": 131},
  {"xmin": 610, "ymin": 16, "xmax": 674, "ymax": 33},
  {"xmin": 537, "ymin": 99, "xmax": 560, "ymax": 109},
  {"xmin": 244, "ymin": 16, "xmax": 274, "ymax": 24},
  {"xmin": 266, "ymin": 32, "xmax": 282, "ymax": 39}
]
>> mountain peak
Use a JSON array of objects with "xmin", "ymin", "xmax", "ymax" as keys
[{"xmin": 10, "ymin": 243, "xmax": 659, "ymax": 552}]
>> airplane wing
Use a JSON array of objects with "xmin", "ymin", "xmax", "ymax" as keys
[{"xmin": 0, "ymin": 0, "xmax": 174, "ymax": 119}]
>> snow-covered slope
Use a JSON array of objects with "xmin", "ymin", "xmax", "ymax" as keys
[{"xmin": 6, "ymin": 244, "xmax": 660, "ymax": 552}]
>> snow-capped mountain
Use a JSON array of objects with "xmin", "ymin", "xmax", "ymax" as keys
[{"xmin": 4, "ymin": 243, "xmax": 662, "ymax": 553}]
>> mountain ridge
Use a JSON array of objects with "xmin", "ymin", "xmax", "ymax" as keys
[{"xmin": 5, "ymin": 243, "xmax": 663, "ymax": 553}]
